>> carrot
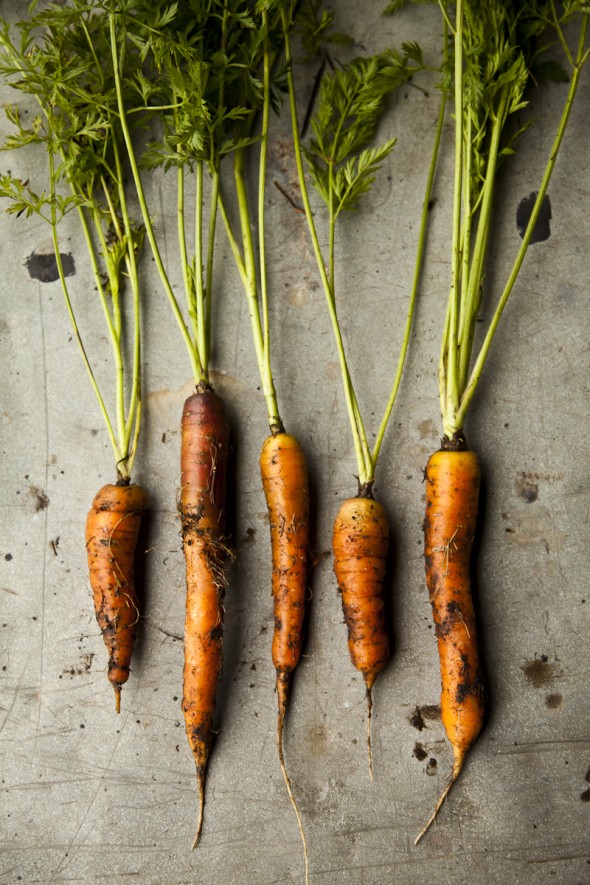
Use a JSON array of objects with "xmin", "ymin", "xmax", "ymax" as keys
[
  {"xmin": 414, "ymin": 0, "xmax": 590, "ymax": 847},
  {"xmin": 332, "ymin": 488, "xmax": 390, "ymax": 777},
  {"xmin": 85, "ymin": 481, "xmax": 148, "ymax": 714},
  {"xmin": 260, "ymin": 430, "xmax": 309, "ymax": 867},
  {"xmin": 179, "ymin": 384, "xmax": 230, "ymax": 849},
  {"xmin": 415, "ymin": 441, "xmax": 485, "ymax": 843}
]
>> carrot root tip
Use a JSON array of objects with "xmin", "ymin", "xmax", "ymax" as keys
[
  {"xmin": 365, "ymin": 683, "xmax": 374, "ymax": 782},
  {"xmin": 276, "ymin": 670, "xmax": 290, "ymax": 747},
  {"xmin": 275, "ymin": 671, "xmax": 309, "ymax": 883},
  {"xmin": 414, "ymin": 748, "xmax": 466, "ymax": 845},
  {"xmin": 277, "ymin": 730, "xmax": 309, "ymax": 885},
  {"xmin": 114, "ymin": 684, "xmax": 121, "ymax": 714},
  {"xmin": 191, "ymin": 768, "xmax": 206, "ymax": 851}
]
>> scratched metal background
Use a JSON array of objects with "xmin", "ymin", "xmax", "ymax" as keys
[{"xmin": 1, "ymin": 2, "xmax": 589, "ymax": 883}]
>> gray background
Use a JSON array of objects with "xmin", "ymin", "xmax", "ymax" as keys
[{"xmin": 1, "ymin": 3, "xmax": 589, "ymax": 883}]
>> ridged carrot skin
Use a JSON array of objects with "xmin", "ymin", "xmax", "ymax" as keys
[
  {"xmin": 332, "ymin": 492, "xmax": 389, "ymax": 778},
  {"xmin": 260, "ymin": 432, "xmax": 309, "ymax": 709},
  {"xmin": 332, "ymin": 494, "xmax": 390, "ymax": 691},
  {"xmin": 417, "ymin": 445, "xmax": 485, "ymax": 842},
  {"xmin": 179, "ymin": 386, "xmax": 229, "ymax": 848},
  {"xmin": 85, "ymin": 481, "xmax": 148, "ymax": 713}
]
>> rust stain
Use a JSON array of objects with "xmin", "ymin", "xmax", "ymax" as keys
[{"xmin": 521, "ymin": 655, "xmax": 562, "ymax": 687}]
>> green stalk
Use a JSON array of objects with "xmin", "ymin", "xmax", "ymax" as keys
[
  {"xmin": 108, "ymin": 10, "xmax": 205, "ymax": 386},
  {"xmin": 371, "ymin": 88, "xmax": 447, "ymax": 467},
  {"xmin": 217, "ymin": 189, "xmax": 250, "ymax": 287},
  {"xmin": 204, "ymin": 167, "xmax": 220, "ymax": 357},
  {"xmin": 86, "ymin": 201, "xmax": 117, "ymax": 336},
  {"xmin": 454, "ymin": 18, "xmax": 588, "ymax": 430},
  {"xmin": 111, "ymin": 135, "xmax": 142, "ymax": 450},
  {"xmin": 457, "ymin": 90, "xmax": 508, "ymax": 394},
  {"xmin": 258, "ymin": 15, "xmax": 273, "ymax": 402},
  {"xmin": 91, "ymin": 204, "xmax": 127, "ymax": 452},
  {"xmin": 48, "ymin": 149, "xmax": 121, "ymax": 473},
  {"xmin": 195, "ymin": 159, "xmax": 208, "ymax": 374},
  {"xmin": 233, "ymin": 148, "xmax": 282, "ymax": 431},
  {"xmin": 458, "ymin": 112, "xmax": 472, "ymax": 352},
  {"xmin": 281, "ymin": 9, "xmax": 370, "ymax": 484},
  {"xmin": 177, "ymin": 164, "xmax": 196, "ymax": 341},
  {"xmin": 442, "ymin": 0, "xmax": 464, "ymax": 435}
]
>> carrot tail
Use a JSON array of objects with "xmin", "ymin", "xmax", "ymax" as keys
[
  {"xmin": 365, "ymin": 678, "xmax": 374, "ymax": 782},
  {"xmin": 191, "ymin": 766, "xmax": 206, "ymax": 851},
  {"xmin": 414, "ymin": 746, "xmax": 466, "ymax": 845},
  {"xmin": 276, "ymin": 670, "xmax": 310, "ymax": 885}
]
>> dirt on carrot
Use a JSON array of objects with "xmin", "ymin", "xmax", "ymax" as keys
[
  {"xmin": 179, "ymin": 385, "xmax": 230, "ymax": 848},
  {"xmin": 85, "ymin": 481, "xmax": 148, "ymax": 713},
  {"xmin": 332, "ymin": 489, "xmax": 390, "ymax": 777},
  {"xmin": 416, "ymin": 442, "xmax": 485, "ymax": 842}
]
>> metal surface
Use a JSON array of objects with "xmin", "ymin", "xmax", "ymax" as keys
[{"xmin": 1, "ymin": 3, "xmax": 589, "ymax": 883}]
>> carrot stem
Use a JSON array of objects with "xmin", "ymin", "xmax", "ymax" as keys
[
  {"xmin": 47, "ymin": 150, "xmax": 122, "ymax": 471},
  {"xmin": 281, "ymin": 11, "xmax": 370, "ymax": 483},
  {"xmin": 195, "ymin": 159, "xmax": 207, "ymax": 373},
  {"xmin": 108, "ymin": 11, "xmax": 205, "ymax": 386},
  {"xmin": 371, "ymin": 85, "xmax": 447, "ymax": 466},
  {"xmin": 443, "ymin": 0, "xmax": 464, "ymax": 429},
  {"xmin": 232, "ymin": 148, "xmax": 282, "ymax": 431}
]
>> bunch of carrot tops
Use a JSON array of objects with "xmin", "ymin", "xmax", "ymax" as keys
[{"xmin": 0, "ymin": 0, "xmax": 587, "ymax": 878}]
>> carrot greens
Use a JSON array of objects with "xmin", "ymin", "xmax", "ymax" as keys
[
  {"xmin": 0, "ymin": 4, "xmax": 146, "ymax": 481},
  {"xmin": 283, "ymin": 6, "xmax": 441, "ymax": 491},
  {"xmin": 435, "ymin": 0, "xmax": 590, "ymax": 441}
]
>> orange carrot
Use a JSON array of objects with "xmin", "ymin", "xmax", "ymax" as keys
[
  {"xmin": 332, "ymin": 488, "xmax": 390, "ymax": 777},
  {"xmin": 416, "ymin": 441, "xmax": 485, "ymax": 843},
  {"xmin": 260, "ymin": 430, "xmax": 310, "ymax": 878},
  {"xmin": 85, "ymin": 481, "xmax": 148, "ymax": 713},
  {"xmin": 179, "ymin": 384, "xmax": 230, "ymax": 848}
]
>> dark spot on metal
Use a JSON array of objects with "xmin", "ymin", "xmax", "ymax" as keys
[
  {"xmin": 29, "ymin": 486, "xmax": 49, "ymax": 512},
  {"xmin": 581, "ymin": 788, "xmax": 590, "ymax": 803},
  {"xmin": 409, "ymin": 704, "xmax": 441, "ymax": 730},
  {"xmin": 545, "ymin": 692, "xmax": 563, "ymax": 709},
  {"xmin": 4, "ymin": 554, "xmax": 12, "ymax": 561},
  {"xmin": 516, "ymin": 192, "xmax": 552, "ymax": 243},
  {"xmin": 521, "ymin": 655, "xmax": 560, "ymax": 687},
  {"xmin": 26, "ymin": 250, "xmax": 75, "ymax": 283},
  {"xmin": 516, "ymin": 473, "xmax": 539, "ymax": 503},
  {"xmin": 413, "ymin": 742, "xmax": 427, "ymax": 761},
  {"xmin": 426, "ymin": 757, "xmax": 437, "ymax": 776}
]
